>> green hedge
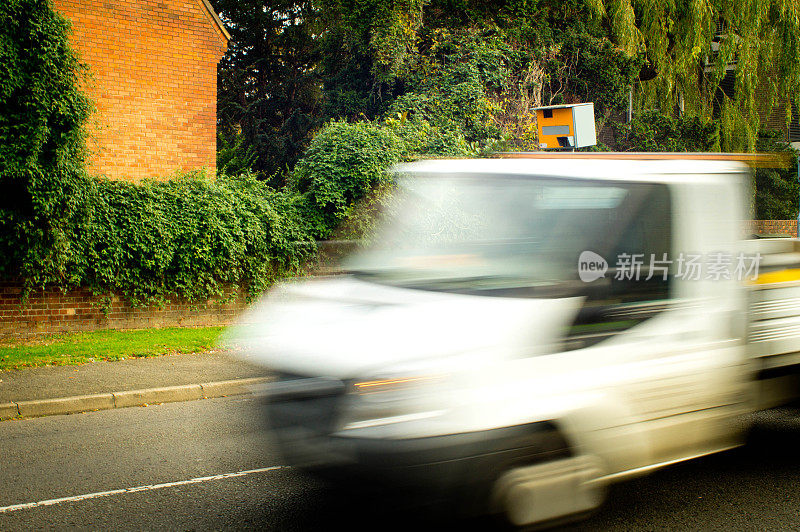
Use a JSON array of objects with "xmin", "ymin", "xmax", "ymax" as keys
[
  {"xmin": 2, "ymin": 171, "xmax": 315, "ymax": 307},
  {"xmin": 0, "ymin": 0, "xmax": 93, "ymax": 290},
  {"xmin": 75, "ymin": 172, "xmax": 315, "ymax": 306}
]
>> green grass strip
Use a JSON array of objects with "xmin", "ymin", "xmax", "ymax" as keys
[{"xmin": 0, "ymin": 326, "xmax": 225, "ymax": 371}]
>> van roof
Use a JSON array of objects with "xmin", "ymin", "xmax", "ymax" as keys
[
  {"xmin": 391, "ymin": 156, "xmax": 751, "ymax": 183},
  {"xmin": 496, "ymin": 151, "xmax": 790, "ymax": 167},
  {"xmin": 393, "ymin": 151, "xmax": 790, "ymax": 177}
]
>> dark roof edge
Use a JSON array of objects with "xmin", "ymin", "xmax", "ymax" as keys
[{"xmin": 198, "ymin": 0, "xmax": 231, "ymax": 41}]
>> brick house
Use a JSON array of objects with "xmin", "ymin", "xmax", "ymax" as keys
[{"xmin": 54, "ymin": 0, "xmax": 230, "ymax": 179}]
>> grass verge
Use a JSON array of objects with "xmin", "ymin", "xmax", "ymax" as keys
[{"xmin": 0, "ymin": 327, "xmax": 225, "ymax": 371}]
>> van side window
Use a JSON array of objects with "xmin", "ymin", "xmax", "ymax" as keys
[
  {"xmin": 565, "ymin": 183, "xmax": 672, "ymax": 350},
  {"xmin": 607, "ymin": 184, "xmax": 672, "ymax": 302}
]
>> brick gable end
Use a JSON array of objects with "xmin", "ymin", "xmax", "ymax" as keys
[{"xmin": 54, "ymin": 0, "xmax": 228, "ymax": 179}]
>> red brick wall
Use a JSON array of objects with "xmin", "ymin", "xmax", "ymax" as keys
[
  {"xmin": 746, "ymin": 219, "xmax": 798, "ymax": 237},
  {"xmin": 53, "ymin": 0, "xmax": 228, "ymax": 179},
  {"xmin": 0, "ymin": 283, "xmax": 246, "ymax": 339}
]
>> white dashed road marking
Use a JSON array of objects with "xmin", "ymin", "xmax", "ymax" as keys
[{"xmin": 0, "ymin": 466, "xmax": 284, "ymax": 513}]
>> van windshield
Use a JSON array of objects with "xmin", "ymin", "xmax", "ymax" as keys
[{"xmin": 346, "ymin": 174, "xmax": 671, "ymax": 297}]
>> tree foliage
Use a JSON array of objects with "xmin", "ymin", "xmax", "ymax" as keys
[
  {"xmin": 214, "ymin": 0, "xmax": 645, "ymax": 170},
  {"xmin": 213, "ymin": 0, "xmax": 321, "ymax": 185},
  {"xmin": 277, "ymin": 0, "xmax": 800, "ymax": 234},
  {"xmin": 589, "ymin": 0, "xmax": 800, "ymax": 151},
  {"xmin": 0, "ymin": 0, "xmax": 92, "ymax": 287}
]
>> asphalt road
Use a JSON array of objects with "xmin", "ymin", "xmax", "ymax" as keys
[{"xmin": 2, "ymin": 396, "xmax": 800, "ymax": 530}]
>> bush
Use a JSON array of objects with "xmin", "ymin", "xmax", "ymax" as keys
[
  {"xmin": 75, "ymin": 172, "xmax": 315, "ymax": 306},
  {"xmin": 754, "ymin": 131, "xmax": 799, "ymax": 220},
  {"xmin": 291, "ymin": 120, "xmax": 408, "ymax": 239},
  {"xmin": 385, "ymin": 114, "xmax": 473, "ymax": 156},
  {"xmin": 3, "ymin": 168, "xmax": 316, "ymax": 307},
  {"xmin": 290, "ymin": 117, "xmax": 476, "ymax": 239},
  {"xmin": 611, "ymin": 111, "xmax": 720, "ymax": 152},
  {"xmin": 3, "ymin": 168, "xmax": 315, "ymax": 306}
]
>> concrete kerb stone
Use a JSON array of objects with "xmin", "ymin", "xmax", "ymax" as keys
[
  {"xmin": 1, "ymin": 377, "xmax": 272, "ymax": 421},
  {"xmin": 17, "ymin": 393, "xmax": 115, "ymax": 418},
  {"xmin": 200, "ymin": 377, "xmax": 273, "ymax": 398},
  {"xmin": 112, "ymin": 384, "xmax": 204, "ymax": 408},
  {"xmin": 0, "ymin": 402, "xmax": 20, "ymax": 420}
]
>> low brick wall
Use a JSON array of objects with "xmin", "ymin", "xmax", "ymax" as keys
[
  {"xmin": 747, "ymin": 220, "xmax": 798, "ymax": 237},
  {"xmin": 0, "ymin": 283, "xmax": 248, "ymax": 339}
]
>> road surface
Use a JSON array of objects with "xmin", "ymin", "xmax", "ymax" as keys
[{"xmin": 2, "ymin": 395, "xmax": 800, "ymax": 530}]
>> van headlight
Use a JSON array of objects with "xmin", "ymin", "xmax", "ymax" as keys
[
  {"xmin": 339, "ymin": 373, "xmax": 450, "ymax": 432},
  {"xmin": 352, "ymin": 375, "xmax": 442, "ymax": 395}
]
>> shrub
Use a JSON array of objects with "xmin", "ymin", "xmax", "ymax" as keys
[
  {"xmin": 291, "ymin": 121, "xmax": 407, "ymax": 238},
  {"xmin": 753, "ymin": 132, "xmax": 799, "ymax": 220},
  {"xmin": 385, "ymin": 114, "xmax": 472, "ymax": 156},
  {"xmin": 4, "ymin": 168, "xmax": 315, "ymax": 306},
  {"xmin": 611, "ymin": 111, "xmax": 720, "ymax": 152},
  {"xmin": 70, "ymin": 172, "xmax": 315, "ymax": 306},
  {"xmin": 290, "ymin": 117, "xmax": 477, "ymax": 239}
]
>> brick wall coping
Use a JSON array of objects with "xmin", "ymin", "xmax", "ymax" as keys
[{"xmin": 198, "ymin": 0, "xmax": 231, "ymax": 41}]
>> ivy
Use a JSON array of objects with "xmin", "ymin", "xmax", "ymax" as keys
[
  {"xmin": 3, "ymin": 170, "xmax": 314, "ymax": 306},
  {"xmin": 75, "ymin": 173, "xmax": 314, "ymax": 306},
  {"xmin": 0, "ymin": 0, "xmax": 92, "ymax": 288}
]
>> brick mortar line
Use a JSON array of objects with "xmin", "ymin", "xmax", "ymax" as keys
[{"xmin": 0, "ymin": 376, "xmax": 271, "ymax": 421}]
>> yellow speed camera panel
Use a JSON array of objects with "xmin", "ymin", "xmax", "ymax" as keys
[{"xmin": 534, "ymin": 103, "xmax": 597, "ymax": 150}]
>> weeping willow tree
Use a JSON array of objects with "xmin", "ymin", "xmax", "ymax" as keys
[{"xmin": 588, "ymin": 0, "xmax": 800, "ymax": 151}]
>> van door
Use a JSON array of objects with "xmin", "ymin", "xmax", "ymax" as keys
[{"xmin": 563, "ymin": 182, "xmax": 748, "ymax": 468}]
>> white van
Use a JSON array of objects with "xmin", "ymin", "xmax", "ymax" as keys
[{"xmin": 228, "ymin": 156, "xmax": 800, "ymax": 527}]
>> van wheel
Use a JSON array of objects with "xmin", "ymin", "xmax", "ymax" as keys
[{"xmin": 489, "ymin": 456, "xmax": 606, "ymax": 530}]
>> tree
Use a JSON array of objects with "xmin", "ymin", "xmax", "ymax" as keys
[
  {"xmin": 588, "ymin": 0, "xmax": 800, "ymax": 151},
  {"xmin": 317, "ymin": 0, "xmax": 639, "ymax": 147},
  {"xmin": 215, "ymin": 0, "xmax": 800, "ymax": 223},
  {"xmin": 212, "ymin": 0, "xmax": 321, "ymax": 185}
]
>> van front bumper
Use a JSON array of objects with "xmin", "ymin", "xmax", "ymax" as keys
[{"xmin": 267, "ymin": 401, "xmax": 571, "ymax": 508}]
